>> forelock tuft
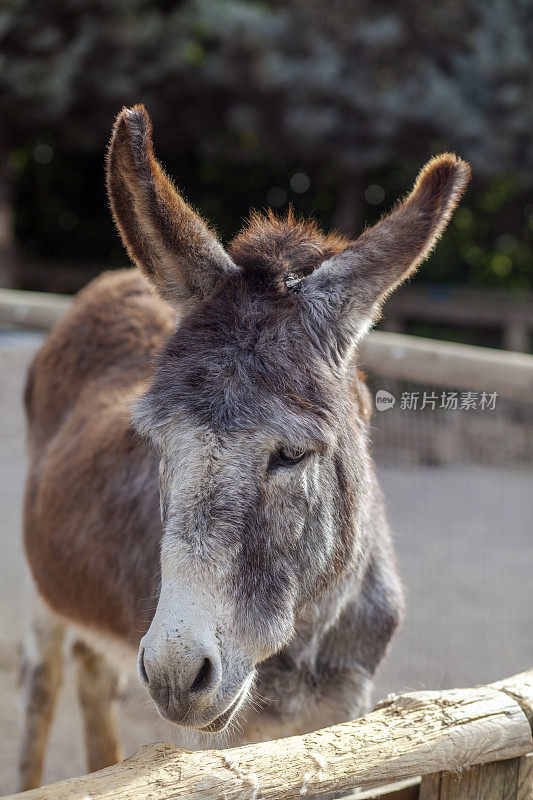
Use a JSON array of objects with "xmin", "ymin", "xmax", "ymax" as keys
[{"xmin": 228, "ymin": 209, "xmax": 349, "ymax": 280}]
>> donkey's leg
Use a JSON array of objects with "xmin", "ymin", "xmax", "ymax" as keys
[
  {"xmin": 18, "ymin": 600, "xmax": 65, "ymax": 791},
  {"xmin": 73, "ymin": 641, "xmax": 123, "ymax": 772}
]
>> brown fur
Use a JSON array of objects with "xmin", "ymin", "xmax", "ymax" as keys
[
  {"xmin": 74, "ymin": 641, "xmax": 122, "ymax": 772},
  {"xmin": 18, "ymin": 612, "xmax": 64, "ymax": 791},
  {"xmin": 24, "ymin": 269, "xmax": 173, "ymax": 640},
  {"xmin": 229, "ymin": 208, "xmax": 349, "ymax": 277},
  {"xmin": 22, "ymin": 236, "xmax": 373, "ymax": 643},
  {"xmin": 348, "ymin": 152, "xmax": 471, "ymax": 303}
]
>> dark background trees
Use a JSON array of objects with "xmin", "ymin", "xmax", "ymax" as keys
[{"xmin": 1, "ymin": 0, "xmax": 532, "ymax": 296}]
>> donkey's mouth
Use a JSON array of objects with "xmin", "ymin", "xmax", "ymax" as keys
[{"xmin": 200, "ymin": 681, "xmax": 250, "ymax": 733}]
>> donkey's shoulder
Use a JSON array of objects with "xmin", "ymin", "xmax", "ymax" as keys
[
  {"xmin": 70, "ymin": 268, "xmax": 176, "ymax": 349},
  {"xmin": 25, "ymin": 268, "xmax": 175, "ymax": 447}
]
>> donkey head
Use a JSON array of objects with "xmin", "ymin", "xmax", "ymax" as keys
[{"xmin": 107, "ymin": 105, "xmax": 470, "ymax": 732}]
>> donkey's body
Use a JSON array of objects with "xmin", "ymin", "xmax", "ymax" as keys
[
  {"xmin": 20, "ymin": 105, "xmax": 469, "ymax": 790},
  {"xmin": 22, "ymin": 262, "xmax": 399, "ymax": 761}
]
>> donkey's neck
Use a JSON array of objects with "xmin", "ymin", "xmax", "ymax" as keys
[
  {"xmin": 244, "ymin": 566, "xmax": 369, "ymax": 741},
  {"xmin": 288, "ymin": 569, "xmax": 365, "ymax": 667},
  {"xmin": 243, "ymin": 522, "xmax": 402, "ymax": 743}
]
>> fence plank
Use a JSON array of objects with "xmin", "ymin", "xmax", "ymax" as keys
[
  {"xmin": 360, "ymin": 331, "xmax": 533, "ymax": 400},
  {"xmin": 517, "ymin": 754, "xmax": 533, "ymax": 800},
  {"xmin": 0, "ymin": 288, "xmax": 71, "ymax": 329},
  {"xmin": 419, "ymin": 774, "xmax": 441, "ymax": 800},
  {"xmin": 355, "ymin": 778, "xmax": 420, "ymax": 799}
]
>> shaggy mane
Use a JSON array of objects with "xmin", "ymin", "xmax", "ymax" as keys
[{"xmin": 228, "ymin": 209, "xmax": 349, "ymax": 278}]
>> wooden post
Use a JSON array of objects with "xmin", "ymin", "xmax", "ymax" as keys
[
  {"xmin": 517, "ymin": 754, "xmax": 533, "ymax": 800},
  {"xmin": 357, "ymin": 778, "xmax": 421, "ymax": 799},
  {"xmin": 504, "ymin": 320, "xmax": 530, "ymax": 353},
  {"xmin": 419, "ymin": 758, "xmax": 521, "ymax": 799}
]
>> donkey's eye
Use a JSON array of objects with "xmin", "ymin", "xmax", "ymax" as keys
[{"xmin": 269, "ymin": 447, "xmax": 308, "ymax": 470}]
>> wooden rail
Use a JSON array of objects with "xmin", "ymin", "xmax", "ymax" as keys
[
  {"xmin": 360, "ymin": 330, "xmax": 533, "ymax": 401},
  {"xmin": 12, "ymin": 267, "xmax": 533, "ymax": 350},
  {"xmin": 382, "ymin": 285, "xmax": 533, "ymax": 352},
  {"xmin": 1, "ymin": 288, "xmax": 533, "ymax": 401},
  {"xmin": 3, "ymin": 670, "xmax": 532, "ymax": 800},
  {"xmin": 0, "ymin": 288, "xmax": 71, "ymax": 330}
]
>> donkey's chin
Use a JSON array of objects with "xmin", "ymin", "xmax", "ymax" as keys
[
  {"xmin": 199, "ymin": 691, "xmax": 246, "ymax": 732},
  {"xmin": 199, "ymin": 675, "xmax": 253, "ymax": 733},
  {"xmin": 157, "ymin": 675, "xmax": 253, "ymax": 733}
]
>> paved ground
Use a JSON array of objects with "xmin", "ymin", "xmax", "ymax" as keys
[{"xmin": 0, "ymin": 331, "xmax": 531, "ymax": 793}]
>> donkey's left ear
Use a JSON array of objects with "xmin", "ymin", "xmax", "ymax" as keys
[{"xmin": 299, "ymin": 154, "xmax": 470, "ymax": 354}]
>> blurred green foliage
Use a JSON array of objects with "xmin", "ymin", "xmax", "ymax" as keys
[
  {"xmin": 10, "ymin": 142, "xmax": 533, "ymax": 291},
  {"xmin": 1, "ymin": 0, "xmax": 532, "ymax": 291}
]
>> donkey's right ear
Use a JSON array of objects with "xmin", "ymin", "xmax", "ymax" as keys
[
  {"xmin": 106, "ymin": 105, "xmax": 239, "ymax": 311},
  {"xmin": 298, "ymin": 154, "xmax": 470, "ymax": 359}
]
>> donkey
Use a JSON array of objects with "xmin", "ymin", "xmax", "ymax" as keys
[{"xmin": 19, "ymin": 104, "xmax": 470, "ymax": 790}]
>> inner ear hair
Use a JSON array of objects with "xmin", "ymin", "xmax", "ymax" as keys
[
  {"xmin": 298, "ymin": 153, "xmax": 470, "ymax": 351},
  {"xmin": 389, "ymin": 153, "xmax": 470, "ymax": 280},
  {"xmin": 353, "ymin": 152, "xmax": 471, "ymax": 303}
]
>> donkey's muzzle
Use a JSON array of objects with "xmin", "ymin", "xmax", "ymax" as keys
[{"xmin": 138, "ymin": 640, "xmax": 224, "ymax": 725}]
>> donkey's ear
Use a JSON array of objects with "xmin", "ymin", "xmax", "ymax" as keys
[
  {"xmin": 299, "ymin": 154, "xmax": 470, "ymax": 354},
  {"xmin": 106, "ymin": 105, "xmax": 238, "ymax": 311}
]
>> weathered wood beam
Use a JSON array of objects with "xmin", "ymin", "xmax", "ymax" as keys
[
  {"xmin": 3, "ymin": 671, "xmax": 532, "ymax": 800},
  {"xmin": 492, "ymin": 671, "xmax": 533, "ymax": 727},
  {"xmin": 0, "ymin": 288, "xmax": 71, "ymax": 330},
  {"xmin": 360, "ymin": 330, "xmax": 533, "ymax": 400}
]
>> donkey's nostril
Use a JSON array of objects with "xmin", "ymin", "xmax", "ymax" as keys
[
  {"xmin": 190, "ymin": 657, "xmax": 213, "ymax": 694},
  {"xmin": 138, "ymin": 647, "xmax": 149, "ymax": 685}
]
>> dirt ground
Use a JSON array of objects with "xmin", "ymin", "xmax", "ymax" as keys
[{"xmin": 1, "ymin": 330, "xmax": 531, "ymax": 793}]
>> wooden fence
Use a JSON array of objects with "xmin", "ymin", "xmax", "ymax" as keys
[
  {"xmin": 9, "ymin": 269, "xmax": 533, "ymax": 352},
  {"xmin": 2, "ymin": 670, "xmax": 532, "ymax": 800},
  {"xmin": 381, "ymin": 286, "xmax": 533, "ymax": 353}
]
